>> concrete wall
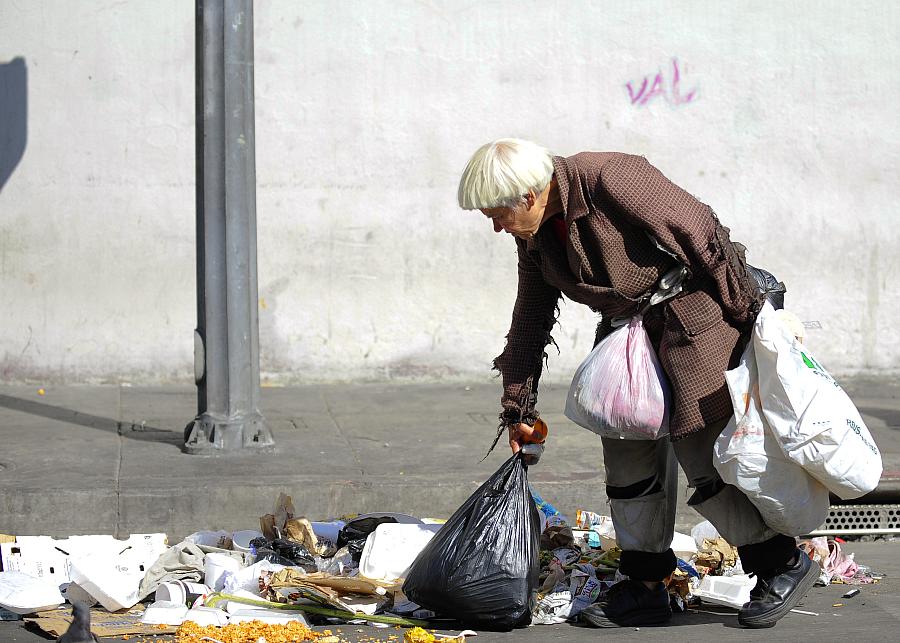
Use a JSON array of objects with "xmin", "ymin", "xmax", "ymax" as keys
[{"xmin": 1, "ymin": 1, "xmax": 897, "ymax": 386}]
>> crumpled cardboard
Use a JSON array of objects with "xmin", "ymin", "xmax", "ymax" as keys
[
  {"xmin": 260, "ymin": 494, "xmax": 334, "ymax": 556},
  {"xmin": 696, "ymin": 537, "xmax": 738, "ymax": 572},
  {"xmin": 25, "ymin": 604, "xmax": 177, "ymax": 638},
  {"xmin": 260, "ymin": 493, "xmax": 297, "ymax": 541},
  {"xmin": 284, "ymin": 517, "xmax": 334, "ymax": 556},
  {"xmin": 264, "ymin": 569, "xmax": 389, "ymax": 613}
]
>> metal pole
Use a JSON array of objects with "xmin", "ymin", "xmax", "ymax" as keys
[{"xmin": 185, "ymin": 0, "xmax": 274, "ymax": 453}]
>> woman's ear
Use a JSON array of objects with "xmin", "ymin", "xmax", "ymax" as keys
[{"xmin": 524, "ymin": 190, "xmax": 536, "ymax": 209}]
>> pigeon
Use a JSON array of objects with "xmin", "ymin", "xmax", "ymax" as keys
[{"xmin": 57, "ymin": 603, "xmax": 99, "ymax": 643}]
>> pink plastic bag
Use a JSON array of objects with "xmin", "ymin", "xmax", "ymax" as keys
[{"xmin": 564, "ymin": 316, "xmax": 671, "ymax": 440}]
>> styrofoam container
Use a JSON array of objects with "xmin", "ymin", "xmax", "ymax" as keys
[
  {"xmin": 228, "ymin": 609, "xmax": 309, "ymax": 626},
  {"xmin": 310, "ymin": 521, "xmax": 345, "ymax": 544},
  {"xmin": 224, "ymin": 589, "xmax": 272, "ymax": 614},
  {"xmin": 671, "ymin": 531, "xmax": 698, "ymax": 559},
  {"xmin": 69, "ymin": 556, "xmax": 143, "ymax": 612},
  {"xmin": 230, "ymin": 530, "xmax": 263, "ymax": 553},
  {"xmin": 694, "ymin": 573, "xmax": 755, "ymax": 609},
  {"xmin": 0, "ymin": 534, "xmax": 166, "ymax": 585},
  {"xmin": 141, "ymin": 600, "xmax": 189, "ymax": 626},
  {"xmin": 184, "ymin": 606, "xmax": 229, "ymax": 626},
  {"xmin": 0, "ymin": 571, "xmax": 64, "ymax": 614},
  {"xmin": 184, "ymin": 530, "xmax": 230, "ymax": 548},
  {"xmin": 358, "ymin": 523, "xmax": 441, "ymax": 582}
]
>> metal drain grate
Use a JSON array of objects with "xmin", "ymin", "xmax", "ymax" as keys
[{"xmin": 808, "ymin": 504, "xmax": 900, "ymax": 536}]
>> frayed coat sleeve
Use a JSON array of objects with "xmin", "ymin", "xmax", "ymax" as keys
[
  {"xmin": 493, "ymin": 239, "xmax": 561, "ymax": 427},
  {"xmin": 599, "ymin": 154, "xmax": 762, "ymax": 324}
]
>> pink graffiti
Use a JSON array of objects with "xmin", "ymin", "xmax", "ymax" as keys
[{"xmin": 626, "ymin": 58, "xmax": 698, "ymax": 107}]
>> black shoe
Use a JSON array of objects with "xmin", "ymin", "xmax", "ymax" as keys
[
  {"xmin": 738, "ymin": 548, "xmax": 819, "ymax": 628},
  {"xmin": 579, "ymin": 580, "xmax": 672, "ymax": 628}
]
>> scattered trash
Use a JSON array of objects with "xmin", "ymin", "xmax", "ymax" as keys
[
  {"xmin": 137, "ymin": 540, "xmax": 208, "ymax": 600},
  {"xmin": 25, "ymin": 604, "xmax": 178, "ymax": 638},
  {"xmin": 230, "ymin": 529, "xmax": 263, "ymax": 553},
  {"xmin": 184, "ymin": 604, "xmax": 230, "ymax": 627},
  {"xmin": 693, "ymin": 573, "xmax": 755, "ymax": 609},
  {"xmin": 252, "ymin": 537, "xmax": 317, "ymax": 571},
  {"xmin": 337, "ymin": 516, "xmax": 400, "ymax": 563},
  {"xmin": 0, "ymin": 486, "xmax": 887, "ymax": 639},
  {"xmin": 0, "ymin": 571, "xmax": 64, "ymax": 614},
  {"xmin": 531, "ymin": 486, "xmax": 567, "ymax": 523},
  {"xmin": 404, "ymin": 625, "xmax": 475, "ymax": 641},
  {"xmin": 155, "ymin": 579, "xmax": 210, "ymax": 605},
  {"xmin": 789, "ymin": 608, "xmax": 819, "ymax": 616},
  {"xmin": 183, "ymin": 530, "xmax": 230, "ymax": 549},
  {"xmin": 140, "ymin": 599, "xmax": 189, "ymax": 625},
  {"xmin": 69, "ymin": 554, "xmax": 145, "ymax": 611},
  {"xmin": 690, "ymin": 520, "xmax": 720, "ymax": 548},
  {"xmin": 0, "ymin": 533, "xmax": 167, "ymax": 585},
  {"xmin": 358, "ymin": 522, "xmax": 441, "ymax": 582},
  {"xmin": 202, "ymin": 552, "xmax": 242, "ymax": 592}
]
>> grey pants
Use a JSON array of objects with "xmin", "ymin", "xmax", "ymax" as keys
[{"xmin": 601, "ymin": 418, "xmax": 779, "ymax": 555}]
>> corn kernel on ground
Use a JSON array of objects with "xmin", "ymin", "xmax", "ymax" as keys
[{"xmin": 175, "ymin": 619, "xmax": 328, "ymax": 642}]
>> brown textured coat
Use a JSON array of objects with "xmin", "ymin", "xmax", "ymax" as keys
[{"xmin": 494, "ymin": 152, "xmax": 763, "ymax": 440}]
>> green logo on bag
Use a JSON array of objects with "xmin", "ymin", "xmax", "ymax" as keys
[{"xmin": 801, "ymin": 352, "xmax": 823, "ymax": 371}]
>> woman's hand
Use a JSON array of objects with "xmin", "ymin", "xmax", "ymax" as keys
[{"xmin": 508, "ymin": 422, "xmax": 540, "ymax": 454}]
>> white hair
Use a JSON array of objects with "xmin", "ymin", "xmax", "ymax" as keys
[{"xmin": 457, "ymin": 138, "xmax": 554, "ymax": 210}]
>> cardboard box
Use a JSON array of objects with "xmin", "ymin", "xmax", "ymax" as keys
[{"xmin": 25, "ymin": 604, "xmax": 177, "ymax": 637}]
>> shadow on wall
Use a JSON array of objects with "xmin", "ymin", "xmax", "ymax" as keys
[{"xmin": 1, "ymin": 57, "xmax": 27, "ymax": 191}]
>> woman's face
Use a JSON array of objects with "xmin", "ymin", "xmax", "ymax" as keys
[{"xmin": 481, "ymin": 195, "xmax": 543, "ymax": 240}]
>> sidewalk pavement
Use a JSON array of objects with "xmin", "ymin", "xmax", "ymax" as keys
[{"xmin": 0, "ymin": 377, "xmax": 898, "ymax": 540}]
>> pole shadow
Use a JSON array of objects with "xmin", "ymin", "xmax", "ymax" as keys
[
  {"xmin": 0, "ymin": 393, "xmax": 184, "ymax": 446},
  {"xmin": 1, "ymin": 57, "xmax": 27, "ymax": 191}
]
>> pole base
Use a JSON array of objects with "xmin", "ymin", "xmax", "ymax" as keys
[{"xmin": 183, "ymin": 411, "xmax": 275, "ymax": 454}]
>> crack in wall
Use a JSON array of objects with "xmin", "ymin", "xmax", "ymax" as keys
[{"xmin": 321, "ymin": 392, "xmax": 365, "ymax": 477}]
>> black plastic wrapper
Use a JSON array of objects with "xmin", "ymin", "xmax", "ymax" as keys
[
  {"xmin": 337, "ymin": 516, "xmax": 398, "ymax": 562},
  {"xmin": 747, "ymin": 264, "xmax": 786, "ymax": 310},
  {"xmin": 402, "ymin": 453, "xmax": 540, "ymax": 630},
  {"xmin": 250, "ymin": 537, "xmax": 318, "ymax": 572}
]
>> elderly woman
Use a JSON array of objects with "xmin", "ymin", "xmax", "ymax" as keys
[{"xmin": 457, "ymin": 139, "xmax": 818, "ymax": 629}]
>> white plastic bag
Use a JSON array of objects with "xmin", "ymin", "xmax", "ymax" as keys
[
  {"xmin": 565, "ymin": 316, "xmax": 670, "ymax": 440},
  {"xmin": 714, "ymin": 341, "xmax": 830, "ymax": 535},
  {"xmin": 754, "ymin": 303, "xmax": 882, "ymax": 498}
]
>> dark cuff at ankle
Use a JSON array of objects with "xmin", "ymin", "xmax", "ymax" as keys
[
  {"xmin": 619, "ymin": 549, "xmax": 677, "ymax": 581},
  {"xmin": 737, "ymin": 534, "xmax": 797, "ymax": 574}
]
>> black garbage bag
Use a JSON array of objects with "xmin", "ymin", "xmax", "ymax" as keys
[
  {"xmin": 250, "ymin": 537, "xmax": 318, "ymax": 572},
  {"xmin": 402, "ymin": 453, "xmax": 540, "ymax": 630},
  {"xmin": 747, "ymin": 264, "xmax": 786, "ymax": 310},
  {"xmin": 337, "ymin": 516, "xmax": 398, "ymax": 563}
]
